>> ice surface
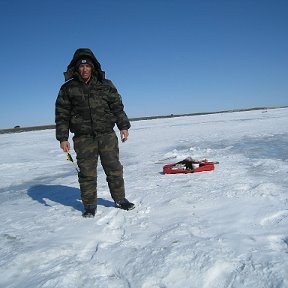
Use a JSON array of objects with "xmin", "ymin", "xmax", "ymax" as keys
[{"xmin": 0, "ymin": 108, "xmax": 288, "ymax": 287}]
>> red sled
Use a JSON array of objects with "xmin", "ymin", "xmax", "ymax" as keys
[{"xmin": 163, "ymin": 158, "xmax": 218, "ymax": 174}]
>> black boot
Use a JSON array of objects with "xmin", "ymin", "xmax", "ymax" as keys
[
  {"xmin": 115, "ymin": 198, "xmax": 135, "ymax": 211},
  {"xmin": 82, "ymin": 204, "xmax": 96, "ymax": 218}
]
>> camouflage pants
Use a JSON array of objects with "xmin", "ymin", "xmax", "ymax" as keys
[{"xmin": 73, "ymin": 131, "xmax": 125, "ymax": 207}]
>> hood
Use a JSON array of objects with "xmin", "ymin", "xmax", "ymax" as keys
[{"xmin": 63, "ymin": 48, "xmax": 105, "ymax": 82}]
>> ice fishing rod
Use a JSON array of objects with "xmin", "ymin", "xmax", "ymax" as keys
[{"xmin": 66, "ymin": 151, "xmax": 80, "ymax": 173}]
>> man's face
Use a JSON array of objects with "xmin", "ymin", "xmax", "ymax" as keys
[{"xmin": 78, "ymin": 64, "xmax": 92, "ymax": 82}]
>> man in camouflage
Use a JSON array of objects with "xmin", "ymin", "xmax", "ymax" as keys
[{"xmin": 55, "ymin": 48, "xmax": 135, "ymax": 217}]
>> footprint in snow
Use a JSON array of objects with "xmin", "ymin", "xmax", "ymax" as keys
[
  {"xmin": 267, "ymin": 235, "xmax": 288, "ymax": 252},
  {"xmin": 76, "ymin": 241, "xmax": 99, "ymax": 262},
  {"xmin": 260, "ymin": 210, "xmax": 288, "ymax": 226},
  {"xmin": 203, "ymin": 260, "xmax": 244, "ymax": 288}
]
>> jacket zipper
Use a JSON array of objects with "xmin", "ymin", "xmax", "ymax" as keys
[{"xmin": 85, "ymin": 84, "xmax": 95, "ymax": 137}]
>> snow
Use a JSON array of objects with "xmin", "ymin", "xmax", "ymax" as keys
[{"xmin": 0, "ymin": 108, "xmax": 288, "ymax": 288}]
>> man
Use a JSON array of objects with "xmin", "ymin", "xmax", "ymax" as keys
[{"xmin": 55, "ymin": 48, "xmax": 135, "ymax": 218}]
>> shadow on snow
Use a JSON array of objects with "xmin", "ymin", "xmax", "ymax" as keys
[{"xmin": 27, "ymin": 185, "xmax": 115, "ymax": 212}]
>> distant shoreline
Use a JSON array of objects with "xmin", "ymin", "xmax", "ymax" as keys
[{"xmin": 1, "ymin": 105, "xmax": 287, "ymax": 135}]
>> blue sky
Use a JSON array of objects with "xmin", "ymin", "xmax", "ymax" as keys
[{"xmin": 0, "ymin": 0, "xmax": 287, "ymax": 129}]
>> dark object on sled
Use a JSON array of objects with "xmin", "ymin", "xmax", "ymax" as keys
[{"xmin": 163, "ymin": 157, "xmax": 219, "ymax": 174}]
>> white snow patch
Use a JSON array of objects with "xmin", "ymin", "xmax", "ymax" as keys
[{"xmin": 1, "ymin": 108, "xmax": 288, "ymax": 287}]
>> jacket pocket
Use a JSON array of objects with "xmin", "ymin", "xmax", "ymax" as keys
[{"xmin": 70, "ymin": 114, "xmax": 91, "ymax": 134}]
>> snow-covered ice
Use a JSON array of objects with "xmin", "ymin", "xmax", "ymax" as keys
[{"xmin": 0, "ymin": 108, "xmax": 288, "ymax": 288}]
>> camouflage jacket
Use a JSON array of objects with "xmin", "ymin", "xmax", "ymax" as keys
[{"xmin": 55, "ymin": 49, "xmax": 131, "ymax": 142}]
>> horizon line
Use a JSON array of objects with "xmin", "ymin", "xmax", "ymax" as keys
[{"xmin": 1, "ymin": 105, "xmax": 287, "ymax": 135}]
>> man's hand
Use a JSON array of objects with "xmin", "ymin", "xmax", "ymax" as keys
[
  {"xmin": 60, "ymin": 140, "xmax": 70, "ymax": 152},
  {"xmin": 120, "ymin": 130, "xmax": 129, "ymax": 142}
]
